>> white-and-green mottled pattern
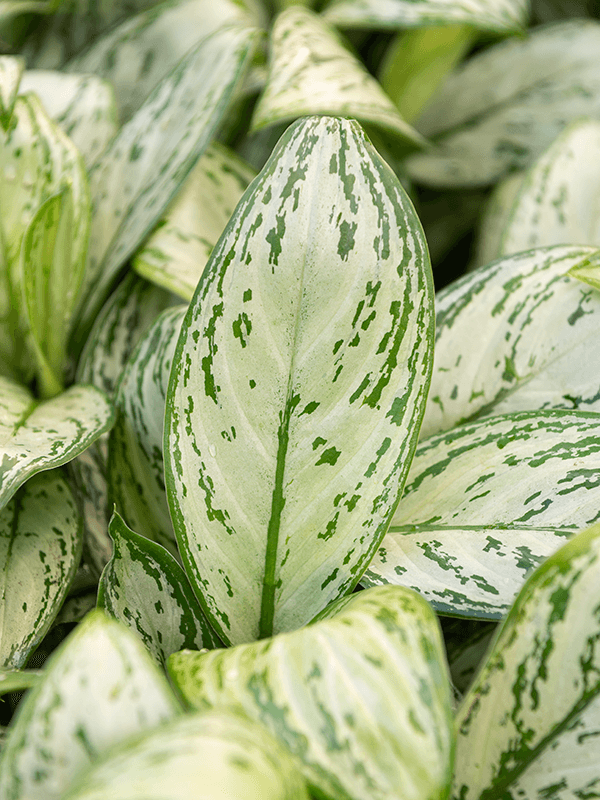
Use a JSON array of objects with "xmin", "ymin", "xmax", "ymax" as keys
[
  {"xmin": 62, "ymin": 710, "xmax": 309, "ymax": 800},
  {"xmin": 0, "ymin": 55, "xmax": 23, "ymax": 127},
  {"xmin": 0, "ymin": 471, "xmax": 81, "ymax": 668},
  {"xmin": 98, "ymin": 512, "xmax": 221, "ymax": 665},
  {"xmin": 133, "ymin": 142, "xmax": 256, "ymax": 300},
  {"xmin": 471, "ymin": 171, "xmax": 524, "ymax": 269},
  {"xmin": 323, "ymin": 0, "xmax": 527, "ymax": 31},
  {"xmin": 0, "ymin": 610, "xmax": 180, "ymax": 800},
  {"xmin": 421, "ymin": 245, "xmax": 600, "ymax": 439},
  {"xmin": 365, "ymin": 409, "xmax": 600, "ymax": 619},
  {"xmin": 454, "ymin": 522, "xmax": 600, "ymax": 800},
  {"xmin": 165, "ymin": 116, "xmax": 434, "ymax": 644},
  {"xmin": 252, "ymin": 7, "xmax": 423, "ymax": 146},
  {"xmin": 406, "ymin": 20, "xmax": 600, "ymax": 187},
  {"xmin": 168, "ymin": 584, "xmax": 454, "ymax": 800}
]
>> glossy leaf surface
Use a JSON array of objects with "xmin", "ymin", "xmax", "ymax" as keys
[
  {"xmin": 165, "ymin": 116, "xmax": 434, "ymax": 644},
  {"xmin": 169, "ymin": 584, "xmax": 454, "ymax": 800}
]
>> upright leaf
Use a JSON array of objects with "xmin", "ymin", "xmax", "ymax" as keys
[
  {"xmin": 0, "ymin": 55, "xmax": 23, "ymax": 128},
  {"xmin": 0, "ymin": 471, "xmax": 82, "ymax": 668},
  {"xmin": 169, "ymin": 585, "xmax": 454, "ymax": 800},
  {"xmin": 165, "ymin": 116, "xmax": 434, "ymax": 644}
]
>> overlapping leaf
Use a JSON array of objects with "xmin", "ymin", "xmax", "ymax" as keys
[
  {"xmin": 0, "ymin": 55, "xmax": 23, "ymax": 127},
  {"xmin": 406, "ymin": 19, "xmax": 600, "ymax": 187},
  {"xmin": 251, "ymin": 7, "xmax": 423, "ymax": 146},
  {"xmin": 364, "ymin": 409, "xmax": 600, "ymax": 619},
  {"xmin": 62, "ymin": 711, "xmax": 309, "ymax": 800},
  {"xmin": 98, "ymin": 513, "xmax": 220, "ymax": 665},
  {"xmin": 169, "ymin": 584, "xmax": 454, "ymax": 800},
  {"xmin": 421, "ymin": 245, "xmax": 600, "ymax": 439},
  {"xmin": 0, "ymin": 669, "xmax": 42, "ymax": 696},
  {"xmin": 109, "ymin": 306, "xmax": 185, "ymax": 553},
  {"xmin": 453, "ymin": 522, "xmax": 600, "ymax": 800},
  {"xmin": 133, "ymin": 143, "xmax": 256, "ymax": 300},
  {"xmin": 569, "ymin": 250, "xmax": 600, "ymax": 291},
  {"xmin": 0, "ymin": 471, "xmax": 82, "ymax": 668},
  {"xmin": 0, "ymin": 610, "xmax": 181, "ymax": 800},
  {"xmin": 471, "ymin": 172, "xmax": 524, "ymax": 269},
  {"xmin": 165, "ymin": 116, "xmax": 434, "ymax": 644}
]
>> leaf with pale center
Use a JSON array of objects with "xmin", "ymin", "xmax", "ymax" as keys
[
  {"xmin": 0, "ymin": 55, "xmax": 23, "ymax": 127},
  {"xmin": 165, "ymin": 115, "xmax": 434, "ymax": 644}
]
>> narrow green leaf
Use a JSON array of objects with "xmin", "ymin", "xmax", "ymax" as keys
[
  {"xmin": 108, "ymin": 306, "xmax": 186, "ymax": 554},
  {"xmin": 0, "ymin": 610, "xmax": 180, "ymax": 800},
  {"xmin": 98, "ymin": 512, "xmax": 221, "ymax": 665},
  {"xmin": 62, "ymin": 711, "xmax": 310, "ymax": 800},
  {"xmin": 168, "ymin": 584, "xmax": 454, "ymax": 800},
  {"xmin": 0, "ymin": 669, "xmax": 42, "ymax": 697},
  {"xmin": 364, "ymin": 409, "xmax": 600, "ymax": 619},
  {"xmin": 133, "ymin": 142, "xmax": 257, "ymax": 301},
  {"xmin": 71, "ymin": 23, "xmax": 259, "ymax": 353},
  {"xmin": 0, "ymin": 471, "xmax": 82, "ymax": 668},
  {"xmin": 251, "ymin": 7, "xmax": 424, "ymax": 147},
  {"xmin": 165, "ymin": 116, "xmax": 434, "ymax": 644},
  {"xmin": 0, "ymin": 55, "xmax": 23, "ymax": 128},
  {"xmin": 453, "ymin": 522, "xmax": 600, "ymax": 800},
  {"xmin": 422, "ymin": 245, "xmax": 600, "ymax": 439},
  {"xmin": 0, "ymin": 377, "xmax": 114, "ymax": 511},
  {"xmin": 406, "ymin": 19, "xmax": 600, "ymax": 187}
]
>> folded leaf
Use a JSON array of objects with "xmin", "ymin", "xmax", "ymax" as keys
[
  {"xmin": 168, "ymin": 584, "xmax": 454, "ymax": 800},
  {"xmin": 364, "ymin": 409, "xmax": 600, "ymax": 619},
  {"xmin": 62, "ymin": 710, "xmax": 310, "ymax": 800},
  {"xmin": 0, "ymin": 610, "xmax": 180, "ymax": 800},
  {"xmin": 0, "ymin": 471, "xmax": 82, "ymax": 668},
  {"xmin": 251, "ymin": 7, "xmax": 423, "ymax": 147},
  {"xmin": 0, "ymin": 54, "xmax": 23, "ymax": 128},
  {"xmin": 133, "ymin": 142, "xmax": 256, "ymax": 300},
  {"xmin": 421, "ymin": 245, "xmax": 600, "ymax": 439},
  {"xmin": 98, "ymin": 512, "xmax": 221, "ymax": 665},
  {"xmin": 165, "ymin": 116, "xmax": 434, "ymax": 643},
  {"xmin": 406, "ymin": 19, "xmax": 600, "ymax": 187},
  {"xmin": 453, "ymin": 522, "xmax": 600, "ymax": 800}
]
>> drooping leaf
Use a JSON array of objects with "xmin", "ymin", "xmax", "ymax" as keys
[
  {"xmin": 62, "ymin": 711, "xmax": 310, "ymax": 800},
  {"xmin": 322, "ymin": 0, "xmax": 528, "ymax": 32},
  {"xmin": 453, "ymin": 522, "xmax": 600, "ymax": 800},
  {"xmin": 71, "ymin": 22, "xmax": 259, "ymax": 354},
  {"xmin": 19, "ymin": 70, "xmax": 118, "ymax": 167},
  {"xmin": 98, "ymin": 512, "xmax": 221, "ymax": 665},
  {"xmin": 0, "ymin": 377, "xmax": 114, "ymax": 511},
  {"xmin": 0, "ymin": 669, "xmax": 42, "ymax": 697},
  {"xmin": 165, "ymin": 116, "xmax": 434, "ymax": 644},
  {"xmin": 406, "ymin": 19, "xmax": 600, "ymax": 187},
  {"xmin": 251, "ymin": 7, "xmax": 423, "ymax": 147},
  {"xmin": 421, "ymin": 245, "xmax": 600, "ymax": 439},
  {"xmin": 0, "ymin": 610, "xmax": 180, "ymax": 800},
  {"xmin": 108, "ymin": 306, "xmax": 185, "ymax": 554},
  {"xmin": 133, "ymin": 143, "xmax": 256, "ymax": 301},
  {"xmin": 65, "ymin": 0, "xmax": 263, "ymax": 123},
  {"xmin": 0, "ymin": 54, "xmax": 23, "ymax": 128},
  {"xmin": 364, "ymin": 409, "xmax": 600, "ymax": 619},
  {"xmin": 0, "ymin": 471, "xmax": 82, "ymax": 668},
  {"xmin": 168, "ymin": 584, "xmax": 454, "ymax": 800}
]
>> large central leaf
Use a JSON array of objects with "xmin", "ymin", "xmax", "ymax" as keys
[{"xmin": 165, "ymin": 116, "xmax": 433, "ymax": 645}]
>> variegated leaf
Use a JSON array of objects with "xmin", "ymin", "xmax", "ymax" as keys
[
  {"xmin": 66, "ymin": 0, "xmax": 263, "ymax": 123},
  {"xmin": 98, "ymin": 512, "xmax": 221, "ymax": 665},
  {"xmin": 62, "ymin": 711, "xmax": 309, "ymax": 800},
  {"xmin": 165, "ymin": 116, "xmax": 434, "ymax": 644},
  {"xmin": 23, "ymin": 187, "xmax": 90, "ymax": 398},
  {"xmin": 0, "ymin": 377, "xmax": 114, "ymax": 511},
  {"xmin": 568, "ymin": 249, "xmax": 600, "ymax": 291},
  {"xmin": 0, "ymin": 610, "xmax": 181, "ymax": 800},
  {"xmin": 323, "ymin": 0, "xmax": 528, "ymax": 31},
  {"xmin": 0, "ymin": 93, "xmax": 88, "ymax": 383},
  {"xmin": 19, "ymin": 70, "xmax": 118, "ymax": 167},
  {"xmin": 364, "ymin": 409, "xmax": 600, "ymax": 619},
  {"xmin": 251, "ymin": 7, "xmax": 423, "ymax": 146},
  {"xmin": 168, "ymin": 584, "xmax": 454, "ymax": 800},
  {"xmin": 0, "ymin": 669, "xmax": 42, "ymax": 696},
  {"xmin": 406, "ymin": 19, "xmax": 600, "ymax": 187},
  {"xmin": 108, "ymin": 306, "xmax": 185, "ymax": 554},
  {"xmin": 471, "ymin": 171, "xmax": 524, "ymax": 269},
  {"xmin": 0, "ymin": 55, "xmax": 23, "ymax": 128},
  {"xmin": 133, "ymin": 142, "xmax": 256, "ymax": 300},
  {"xmin": 0, "ymin": 471, "xmax": 82, "ymax": 668},
  {"xmin": 421, "ymin": 245, "xmax": 600, "ymax": 439},
  {"xmin": 453, "ymin": 522, "xmax": 600, "ymax": 800},
  {"xmin": 53, "ymin": 592, "xmax": 96, "ymax": 627},
  {"xmin": 71, "ymin": 23, "xmax": 259, "ymax": 353}
]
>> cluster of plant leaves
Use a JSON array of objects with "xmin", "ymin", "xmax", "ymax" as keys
[{"xmin": 1, "ymin": 0, "xmax": 600, "ymax": 797}]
